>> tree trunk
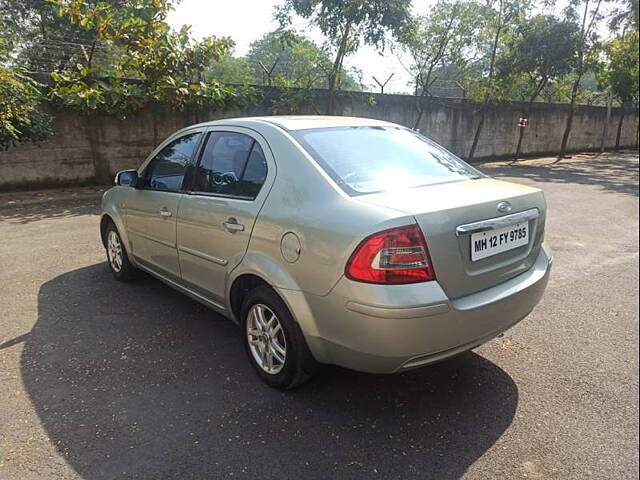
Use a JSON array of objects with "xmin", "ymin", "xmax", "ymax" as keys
[
  {"xmin": 413, "ymin": 105, "xmax": 426, "ymax": 130},
  {"xmin": 559, "ymin": 0, "xmax": 603, "ymax": 159},
  {"xmin": 87, "ymin": 39, "xmax": 97, "ymax": 69},
  {"xmin": 468, "ymin": 107, "xmax": 487, "ymax": 161},
  {"xmin": 468, "ymin": 0, "xmax": 502, "ymax": 161},
  {"xmin": 327, "ymin": 24, "xmax": 351, "ymax": 115},
  {"xmin": 515, "ymin": 78, "xmax": 548, "ymax": 160},
  {"xmin": 412, "ymin": 75, "xmax": 429, "ymax": 130},
  {"xmin": 327, "ymin": 74, "xmax": 337, "ymax": 115},
  {"xmin": 600, "ymin": 91, "xmax": 612, "ymax": 152},
  {"xmin": 615, "ymin": 104, "xmax": 625, "ymax": 151},
  {"xmin": 515, "ymin": 100, "xmax": 533, "ymax": 159},
  {"xmin": 412, "ymin": 73, "xmax": 432, "ymax": 130},
  {"xmin": 412, "ymin": 6, "xmax": 458, "ymax": 131},
  {"xmin": 558, "ymin": 75, "xmax": 580, "ymax": 158},
  {"xmin": 515, "ymin": 123, "xmax": 526, "ymax": 159},
  {"xmin": 86, "ymin": 118, "xmax": 112, "ymax": 185},
  {"xmin": 413, "ymin": 63, "xmax": 440, "ymax": 130}
]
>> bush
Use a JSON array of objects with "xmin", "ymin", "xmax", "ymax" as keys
[{"xmin": 0, "ymin": 67, "xmax": 53, "ymax": 150}]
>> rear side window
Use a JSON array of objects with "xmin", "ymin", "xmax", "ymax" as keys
[
  {"xmin": 238, "ymin": 144, "xmax": 268, "ymax": 198},
  {"xmin": 143, "ymin": 132, "xmax": 201, "ymax": 191},
  {"xmin": 292, "ymin": 126, "xmax": 483, "ymax": 195},
  {"xmin": 192, "ymin": 131, "xmax": 268, "ymax": 199}
]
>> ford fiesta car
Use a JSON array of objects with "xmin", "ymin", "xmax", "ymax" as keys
[{"xmin": 100, "ymin": 116, "xmax": 552, "ymax": 389}]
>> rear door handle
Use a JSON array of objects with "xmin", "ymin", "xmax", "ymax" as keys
[
  {"xmin": 223, "ymin": 218, "xmax": 245, "ymax": 232},
  {"xmin": 159, "ymin": 207, "xmax": 172, "ymax": 217}
]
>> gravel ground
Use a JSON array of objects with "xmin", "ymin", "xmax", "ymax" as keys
[{"xmin": 0, "ymin": 152, "xmax": 638, "ymax": 479}]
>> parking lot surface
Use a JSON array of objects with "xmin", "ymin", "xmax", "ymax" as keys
[{"xmin": 1, "ymin": 152, "xmax": 638, "ymax": 479}]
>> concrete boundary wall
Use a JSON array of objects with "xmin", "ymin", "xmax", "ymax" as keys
[{"xmin": 1, "ymin": 91, "xmax": 638, "ymax": 190}]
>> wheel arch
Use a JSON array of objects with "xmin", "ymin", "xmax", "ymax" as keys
[
  {"xmin": 228, "ymin": 273, "xmax": 271, "ymax": 323},
  {"xmin": 100, "ymin": 214, "xmax": 114, "ymax": 247},
  {"xmin": 100, "ymin": 196, "xmax": 131, "ymax": 254},
  {"xmin": 228, "ymin": 271, "xmax": 326, "ymax": 367},
  {"xmin": 226, "ymin": 255, "xmax": 322, "ymax": 341}
]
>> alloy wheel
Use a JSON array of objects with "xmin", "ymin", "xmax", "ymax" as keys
[
  {"xmin": 246, "ymin": 303, "xmax": 287, "ymax": 375},
  {"xmin": 107, "ymin": 230, "xmax": 123, "ymax": 273}
]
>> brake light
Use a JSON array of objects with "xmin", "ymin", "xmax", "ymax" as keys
[{"xmin": 345, "ymin": 224, "xmax": 435, "ymax": 284}]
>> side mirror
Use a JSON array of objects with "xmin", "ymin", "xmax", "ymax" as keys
[{"xmin": 115, "ymin": 169, "xmax": 139, "ymax": 187}]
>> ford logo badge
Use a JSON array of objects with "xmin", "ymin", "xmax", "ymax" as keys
[{"xmin": 497, "ymin": 201, "xmax": 512, "ymax": 213}]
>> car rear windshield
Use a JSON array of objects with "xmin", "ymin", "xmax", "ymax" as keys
[{"xmin": 291, "ymin": 126, "xmax": 484, "ymax": 195}]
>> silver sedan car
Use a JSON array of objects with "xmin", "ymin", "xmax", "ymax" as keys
[{"xmin": 101, "ymin": 116, "xmax": 551, "ymax": 389}]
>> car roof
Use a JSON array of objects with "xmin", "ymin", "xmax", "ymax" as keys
[{"xmin": 191, "ymin": 115, "xmax": 400, "ymax": 132}]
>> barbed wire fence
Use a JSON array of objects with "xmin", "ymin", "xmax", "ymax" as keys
[
  {"xmin": 14, "ymin": 35, "xmax": 470, "ymax": 99},
  {"xmin": 12, "ymin": 36, "xmax": 114, "ymax": 73},
  {"xmin": 18, "ymin": 35, "xmax": 619, "ymax": 107}
]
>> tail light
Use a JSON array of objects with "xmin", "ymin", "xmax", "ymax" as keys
[{"xmin": 345, "ymin": 224, "xmax": 435, "ymax": 284}]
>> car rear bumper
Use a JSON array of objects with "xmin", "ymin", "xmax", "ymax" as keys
[{"xmin": 291, "ymin": 244, "xmax": 551, "ymax": 374}]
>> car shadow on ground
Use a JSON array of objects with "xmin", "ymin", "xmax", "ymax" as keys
[
  {"xmin": 481, "ymin": 152, "xmax": 639, "ymax": 197},
  {"xmin": 22, "ymin": 264, "xmax": 518, "ymax": 479}
]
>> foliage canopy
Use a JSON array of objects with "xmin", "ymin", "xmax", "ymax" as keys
[
  {"xmin": 0, "ymin": 67, "xmax": 53, "ymax": 150},
  {"xmin": 46, "ymin": 0, "xmax": 244, "ymax": 117},
  {"xmin": 277, "ymin": 0, "xmax": 412, "ymax": 111},
  {"xmin": 597, "ymin": 30, "xmax": 639, "ymax": 104}
]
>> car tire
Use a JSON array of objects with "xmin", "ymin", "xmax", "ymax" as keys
[
  {"xmin": 104, "ymin": 222, "xmax": 137, "ymax": 281},
  {"xmin": 241, "ymin": 285, "xmax": 318, "ymax": 389}
]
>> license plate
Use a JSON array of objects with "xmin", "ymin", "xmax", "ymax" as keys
[{"xmin": 471, "ymin": 222, "xmax": 529, "ymax": 261}]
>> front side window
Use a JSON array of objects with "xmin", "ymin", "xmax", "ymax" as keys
[
  {"xmin": 192, "ymin": 131, "xmax": 268, "ymax": 199},
  {"xmin": 292, "ymin": 126, "xmax": 484, "ymax": 195},
  {"xmin": 143, "ymin": 132, "xmax": 201, "ymax": 191}
]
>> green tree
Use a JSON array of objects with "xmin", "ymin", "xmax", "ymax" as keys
[
  {"xmin": 401, "ymin": 0, "xmax": 481, "ymax": 129},
  {"xmin": 276, "ymin": 0, "xmax": 412, "ymax": 113},
  {"xmin": 558, "ymin": 0, "xmax": 607, "ymax": 159},
  {"xmin": 497, "ymin": 15, "xmax": 579, "ymax": 157},
  {"xmin": 47, "ymin": 0, "xmax": 243, "ymax": 181},
  {"xmin": 0, "ymin": 0, "xmax": 124, "ymax": 72},
  {"xmin": 0, "ymin": 21, "xmax": 53, "ymax": 149},
  {"xmin": 466, "ymin": 0, "xmax": 531, "ymax": 161},
  {"xmin": 248, "ymin": 32, "xmax": 327, "ymax": 87},
  {"xmin": 246, "ymin": 31, "xmax": 361, "ymax": 90},
  {"xmin": 597, "ymin": 30, "xmax": 639, "ymax": 148},
  {"xmin": 205, "ymin": 32, "xmax": 362, "ymax": 92},
  {"xmin": 0, "ymin": 67, "xmax": 53, "ymax": 150},
  {"xmin": 47, "ymin": 1, "xmax": 240, "ymax": 111},
  {"xmin": 205, "ymin": 50, "xmax": 254, "ymax": 85},
  {"xmin": 609, "ymin": 0, "xmax": 639, "ymax": 34},
  {"xmin": 538, "ymin": 72, "xmax": 603, "ymax": 104}
]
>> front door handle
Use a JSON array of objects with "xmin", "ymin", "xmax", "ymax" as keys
[
  {"xmin": 223, "ymin": 218, "xmax": 245, "ymax": 232},
  {"xmin": 159, "ymin": 207, "xmax": 172, "ymax": 217}
]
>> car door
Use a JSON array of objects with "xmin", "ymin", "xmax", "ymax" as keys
[
  {"xmin": 176, "ymin": 128, "xmax": 274, "ymax": 305},
  {"xmin": 125, "ymin": 130, "xmax": 203, "ymax": 280}
]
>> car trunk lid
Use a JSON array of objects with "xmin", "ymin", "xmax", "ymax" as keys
[{"xmin": 355, "ymin": 178, "xmax": 547, "ymax": 299}]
